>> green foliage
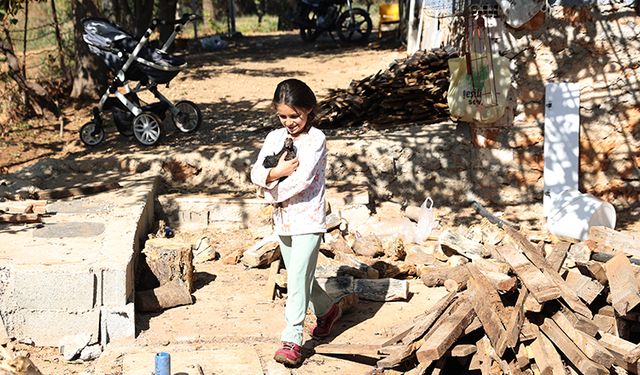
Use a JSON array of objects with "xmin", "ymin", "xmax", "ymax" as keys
[{"xmin": 0, "ymin": 0, "xmax": 24, "ymax": 19}]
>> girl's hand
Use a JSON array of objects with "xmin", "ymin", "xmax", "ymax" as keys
[{"xmin": 267, "ymin": 153, "xmax": 299, "ymax": 182}]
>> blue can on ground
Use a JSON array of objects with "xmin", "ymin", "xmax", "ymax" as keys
[{"xmin": 155, "ymin": 352, "xmax": 171, "ymax": 375}]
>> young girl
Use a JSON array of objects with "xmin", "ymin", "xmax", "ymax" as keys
[{"xmin": 251, "ymin": 78, "xmax": 342, "ymax": 366}]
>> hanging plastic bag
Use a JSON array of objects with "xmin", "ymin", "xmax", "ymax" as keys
[
  {"xmin": 414, "ymin": 197, "xmax": 437, "ymax": 244},
  {"xmin": 447, "ymin": 54, "xmax": 511, "ymax": 124}
]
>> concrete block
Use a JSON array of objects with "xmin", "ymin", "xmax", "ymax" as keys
[
  {"xmin": 100, "ymin": 303, "xmax": 135, "ymax": 346},
  {"xmin": 100, "ymin": 264, "xmax": 134, "ymax": 308},
  {"xmin": 11, "ymin": 268, "xmax": 96, "ymax": 311},
  {"xmin": 4, "ymin": 308, "xmax": 100, "ymax": 347}
]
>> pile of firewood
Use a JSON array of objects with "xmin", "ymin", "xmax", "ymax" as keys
[
  {"xmin": 0, "ymin": 344, "xmax": 42, "ymax": 375},
  {"xmin": 316, "ymin": 48, "xmax": 453, "ymax": 129},
  {"xmin": 296, "ymin": 205, "xmax": 640, "ymax": 374}
]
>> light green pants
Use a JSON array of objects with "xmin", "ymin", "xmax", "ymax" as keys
[{"xmin": 278, "ymin": 233, "xmax": 334, "ymax": 345}]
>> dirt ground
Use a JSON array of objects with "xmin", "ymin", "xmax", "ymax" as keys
[
  {"xmin": 4, "ymin": 30, "xmax": 637, "ymax": 374},
  {"xmin": 2, "ymin": 31, "xmax": 455, "ymax": 374}
]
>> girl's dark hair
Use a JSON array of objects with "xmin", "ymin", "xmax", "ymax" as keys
[{"xmin": 272, "ymin": 78, "xmax": 317, "ymax": 125}]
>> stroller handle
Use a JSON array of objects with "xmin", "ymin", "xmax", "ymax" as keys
[{"xmin": 150, "ymin": 13, "xmax": 199, "ymax": 29}]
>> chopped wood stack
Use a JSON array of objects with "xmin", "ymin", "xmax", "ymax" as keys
[
  {"xmin": 310, "ymin": 215, "xmax": 640, "ymax": 374},
  {"xmin": 316, "ymin": 48, "xmax": 453, "ymax": 129},
  {"xmin": 0, "ymin": 200, "xmax": 46, "ymax": 224}
]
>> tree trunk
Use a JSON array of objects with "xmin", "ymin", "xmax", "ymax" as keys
[
  {"xmin": 202, "ymin": 0, "xmax": 215, "ymax": 32},
  {"xmin": 71, "ymin": 0, "xmax": 107, "ymax": 100},
  {"xmin": 134, "ymin": 0, "xmax": 154, "ymax": 37},
  {"xmin": 0, "ymin": 30, "xmax": 60, "ymax": 117},
  {"xmin": 50, "ymin": 0, "xmax": 68, "ymax": 81},
  {"xmin": 158, "ymin": 0, "xmax": 178, "ymax": 46}
]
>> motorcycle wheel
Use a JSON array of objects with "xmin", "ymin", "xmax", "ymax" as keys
[
  {"xmin": 298, "ymin": 7, "xmax": 321, "ymax": 42},
  {"xmin": 337, "ymin": 8, "xmax": 372, "ymax": 43}
]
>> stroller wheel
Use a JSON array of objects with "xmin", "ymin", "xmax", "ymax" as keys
[
  {"xmin": 133, "ymin": 112, "xmax": 164, "ymax": 146},
  {"xmin": 80, "ymin": 121, "xmax": 105, "ymax": 147},
  {"xmin": 172, "ymin": 100, "xmax": 202, "ymax": 133}
]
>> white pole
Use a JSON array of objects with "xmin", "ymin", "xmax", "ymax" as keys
[{"xmin": 406, "ymin": 0, "xmax": 417, "ymax": 54}]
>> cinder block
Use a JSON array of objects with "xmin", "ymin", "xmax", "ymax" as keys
[
  {"xmin": 100, "ymin": 263, "xmax": 134, "ymax": 308},
  {"xmin": 4, "ymin": 308, "xmax": 100, "ymax": 347},
  {"xmin": 100, "ymin": 303, "xmax": 135, "ymax": 346},
  {"xmin": 11, "ymin": 268, "xmax": 96, "ymax": 311}
]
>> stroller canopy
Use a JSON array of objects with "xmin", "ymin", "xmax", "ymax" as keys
[{"xmin": 82, "ymin": 18, "xmax": 186, "ymax": 84}]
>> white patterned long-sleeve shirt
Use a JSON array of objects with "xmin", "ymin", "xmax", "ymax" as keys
[{"xmin": 251, "ymin": 127, "xmax": 327, "ymax": 236}]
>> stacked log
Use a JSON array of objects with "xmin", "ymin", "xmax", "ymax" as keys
[
  {"xmin": 316, "ymin": 48, "xmax": 453, "ymax": 129},
  {"xmin": 309, "ymin": 211, "xmax": 640, "ymax": 374}
]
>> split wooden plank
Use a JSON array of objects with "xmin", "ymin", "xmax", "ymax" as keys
[
  {"xmin": 524, "ymin": 240, "xmax": 566, "ymax": 313},
  {"xmin": 451, "ymin": 344, "xmax": 477, "ymax": 357},
  {"xmin": 313, "ymin": 343, "xmax": 384, "ymax": 357},
  {"xmin": 576, "ymin": 260, "xmax": 608, "ymax": 286},
  {"xmin": 354, "ymin": 278, "xmax": 409, "ymax": 302},
  {"xmin": 496, "ymin": 287, "xmax": 529, "ymax": 356},
  {"xmin": 35, "ymin": 181, "xmax": 121, "ymax": 200},
  {"xmin": 550, "ymin": 310, "xmax": 614, "ymax": 368},
  {"xmin": 539, "ymin": 317, "xmax": 609, "ymax": 375},
  {"xmin": 0, "ymin": 213, "xmax": 40, "ymax": 223},
  {"xmin": 560, "ymin": 302, "xmax": 600, "ymax": 337},
  {"xmin": 625, "ymin": 344, "xmax": 640, "ymax": 367},
  {"xmin": 589, "ymin": 226, "xmax": 640, "ymax": 259},
  {"xmin": 438, "ymin": 228, "xmax": 490, "ymax": 260},
  {"xmin": 603, "ymin": 252, "xmax": 640, "ymax": 316},
  {"xmin": 466, "ymin": 264, "xmax": 508, "ymax": 356},
  {"xmin": 242, "ymin": 239, "xmax": 280, "ymax": 268},
  {"xmin": 376, "ymin": 291, "xmax": 457, "ymax": 368},
  {"xmin": 564, "ymin": 269, "xmax": 604, "ymax": 305},
  {"xmin": 547, "ymin": 242, "xmax": 571, "ymax": 271},
  {"xmin": 530, "ymin": 331, "xmax": 566, "ymax": 375},
  {"xmin": 599, "ymin": 333, "xmax": 640, "ymax": 374},
  {"xmin": 420, "ymin": 264, "xmax": 515, "ymax": 292},
  {"xmin": 0, "ymin": 200, "xmax": 46, "ymax": 214},
  {"xmin": 520, "ymin": 321, "xmax": 539, "ymax": 342},
  {"xmin": 504, "ymin": 227, "xmax": 592, "ymax": 318},
  {"xmin": 264, "ymin": 259, "xmax": 281, "ymax": 301},
  {"xmin": 415, "ymin": 297, "xmax": 476, "ymax": 363},
  {"xmin": 476, "ymin": 335, "xmax": 495, "ymax": 375},
  {"xmin": 495, "ymin": 242, "xmax": 561, "ymax": 303}
]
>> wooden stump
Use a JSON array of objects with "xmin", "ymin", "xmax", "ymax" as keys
[
  {"xmin": 136, "ymin": 278, "xmax": 193, "ymax": 312},
  {"xmin": 139, "ymin": 238, "xmax": 194, "ymax": 292}
]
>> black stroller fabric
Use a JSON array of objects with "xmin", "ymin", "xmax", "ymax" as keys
[{"xmin": 82, "ymin": 18, "xmax": 186, "ymax": 84}]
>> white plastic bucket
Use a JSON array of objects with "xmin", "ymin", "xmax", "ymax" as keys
[{"xmin": 545, "ymin": 189, "xmax": 616, "ymax": 241}]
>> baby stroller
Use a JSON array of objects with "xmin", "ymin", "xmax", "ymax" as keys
[{"xmin": 80, "ymin": 14, "xmax": 202, "ymax": 147}]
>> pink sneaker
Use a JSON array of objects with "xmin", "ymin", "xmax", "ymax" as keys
[
  {"xmin": 274, "ymin": 342, "xmax": 302, "ymax": 366},
  {"xmin": 311, "ymin": 303, "xmax": 342, "ymax": 338}
]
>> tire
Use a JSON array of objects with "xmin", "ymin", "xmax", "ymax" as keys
[
  {"xmin": 337, "ymin": 8, "xmax": 372, "ymax": 43},
  {"xmin": 298, "ymin": 7, "xmax": 321, "ymax": 42},
  {"xmin": 113, "ymin": 92, "xmax": 140, "ymax": 137},
  {"xmin": 132, "ymin": 112, "xmax": 164, "ymax": 146},
  {"xmin": 80, "ymin": 121, "xmax": 105, "ymax": 147},
  {"xmin": 113, "ymin": 109, "xmax": 134, "ymax": 136},
  {"xmin": 172, "ymin": 100, "xmax": 202, "ymax": 133}
]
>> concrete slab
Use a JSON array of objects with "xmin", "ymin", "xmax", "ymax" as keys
[
  {"xmin": 0, "ymin": 173, "xmax": 159, "ymax": 346},
  {"xmin": 122, "ymin": 344, "xmax": 263, "ymax": 375}
]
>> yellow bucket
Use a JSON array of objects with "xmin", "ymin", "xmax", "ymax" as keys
[{"xmin": 379, "ymin": 3, "xmax": 400, "ymax": 22}]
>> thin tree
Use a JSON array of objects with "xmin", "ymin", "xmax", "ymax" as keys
[
  {"xmin": 70, "ymin": 0, "xmax": 106, "ymax": 99},
  {"xmin": 0, "ymin": 0, "xmax": 60, "ymax": 117},
  {"xmin": 50, "ymin": 0, "xmax": 67, "ymax": 80}
]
